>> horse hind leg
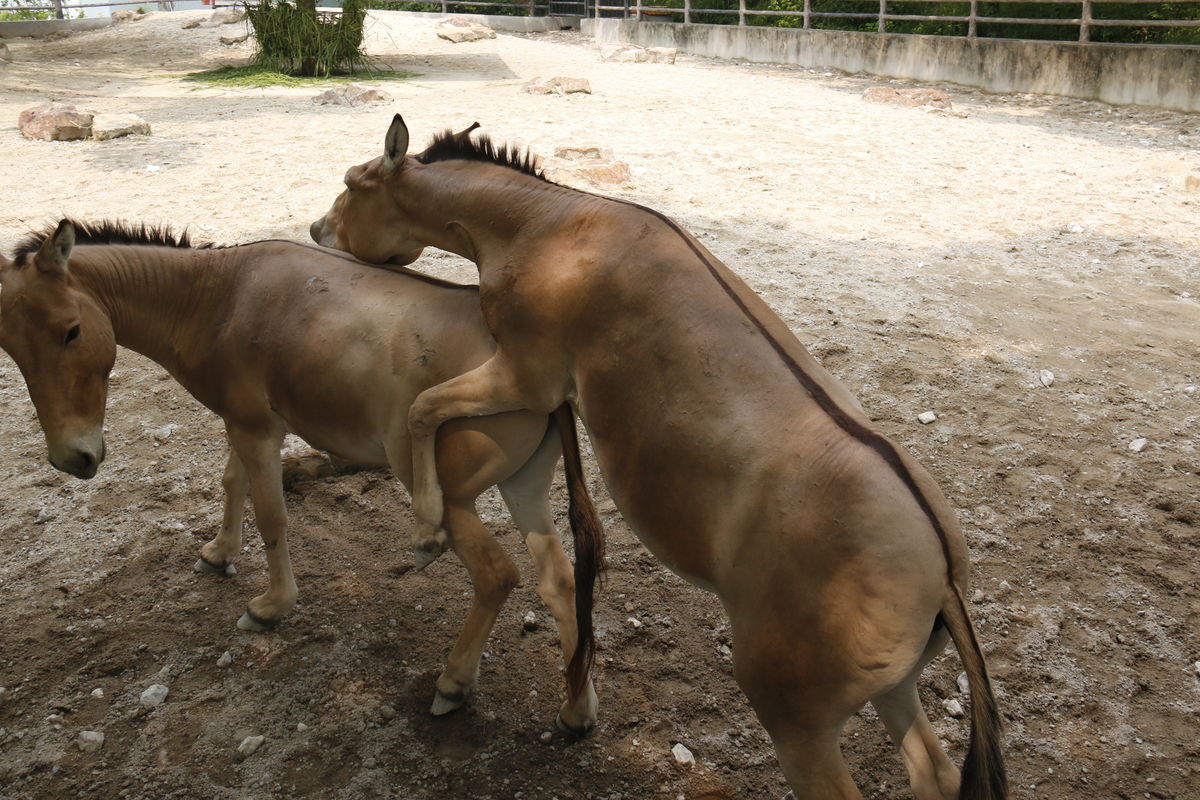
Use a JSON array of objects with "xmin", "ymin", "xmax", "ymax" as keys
[
  {"xmin": 498, "ymin": 420, "xmax": 598, "ymax": 734},
  {"xmin": 429, "ymin": 502, "xmax": 521, "ymax": 715},
  {"xmin": 870, "ymin": 629, "xmax": 961, "ymax": 800}
]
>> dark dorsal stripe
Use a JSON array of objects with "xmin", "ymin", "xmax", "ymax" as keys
[{"xmin": 417, "ymin": 129, "xmax": 546, "ymax": 182}]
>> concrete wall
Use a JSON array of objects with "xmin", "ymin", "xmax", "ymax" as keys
[
  {"xmin": 0, "ymin": 17, "xmax": 114, "ymax": 38},
  {"xmin": 583, "ymin": 19, "xmax": 1200, "ymax": 113},
  {"xmin": 373, "ymin": 9, "xmax": 578, "ymax": 32}
]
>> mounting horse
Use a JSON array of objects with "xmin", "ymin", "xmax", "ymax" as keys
[
  {"xmin": 310, "ymin": 116, "xmax": 1007, "ymax": 800},
  {"xmin": 0, "ymin": 219, "xmax": 600, "ymax": 727}
]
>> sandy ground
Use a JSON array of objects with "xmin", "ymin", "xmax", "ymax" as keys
[{"xmin": 0, "ymin": 9, "xmax": 1198, "ymax": 800}]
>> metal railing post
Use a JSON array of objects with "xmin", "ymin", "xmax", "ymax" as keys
[
  {"xmin": 803, "ymin": 0, "xmax": 811, "ymax": 29},
  {"xmin": 738, "ymin": 0, "xmax": 745, "ymax": 26},
  {"xmin": 878, "ymin": 0, "xmax": 886, "ymax": 33},
  {"xmin": 968, "ymin": 0, "xmax": 977, "ymax": 37},
  {"xmin": 636, "ymin": 0, "xmax": 642, "ymax": 20},
  {"xmin": 441, "ymin": 0, "xmax": 448, "ymax": 14},
  {"xmin": 52, "ymin": 0, "xmax": 63, "ymax": 19},
  {"xmin": 684, "ymin": 0, "xmax": 691, "ymax": 24},
  {"xmin": 1079, "ymin": 0, "xmax": 1092, "ymax": 42}
]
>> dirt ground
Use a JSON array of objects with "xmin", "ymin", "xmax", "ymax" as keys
[{"xmin": 0, "ymin": 9, "xmax": 1197, "ymax": 800}]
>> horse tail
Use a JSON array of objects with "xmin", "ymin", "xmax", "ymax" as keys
[
  {"xmin": 941, "ymin": 584, "xmax": 1008, "ymax": 800},
  {"xmin": 555, "ymin": 403, "xmax": 606, "ymax": 703}
]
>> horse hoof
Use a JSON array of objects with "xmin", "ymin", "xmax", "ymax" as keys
[
  {"xmin": 555, "ymin": 712, "xmax": 594, "ymax": 739},
  {"xmin": 430, "ymin": 689, "xmax": 466, "ymax": 716},
  {"xmin": 413, "ymin": 538, "xmax": 448, "ymax": 571},
  {"xmin": 194, "ymin": 557, "xmax": 236, "ymax": 577},
  {"xmin": 236, "ymin": 610, "xmax": 277, "ymax": 632}
]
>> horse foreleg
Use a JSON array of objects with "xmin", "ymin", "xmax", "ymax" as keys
[
  {"xmin": 408, "ymin": 353, "xmax": 547, "ymax": 569},
  {"xmin": 498, "ymin": 423, "xmax": 598, "ymax": 733},
  {"xmin": 431, "ymin": 501, "xmax": 521, "ymax": 715},
  {"xmin": 194, "ymin": 446, "xmax": 247, "ymax": 578},
  {"xmin": 224, "ymin": 421, "xmax": 297, "ymax": 632}
]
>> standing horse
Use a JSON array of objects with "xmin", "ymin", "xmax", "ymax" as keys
[
  {"xmin": 310, "ymin": 116, "xmax": 1007, "ymax": 800},
  {"xmin": 0, "ymin": 219, "xmax": 600, "ymax": 727}
]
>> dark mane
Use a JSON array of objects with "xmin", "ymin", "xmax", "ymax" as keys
[
  {"xmin": 10, "ymin": 218, "xmax": 216, "ymax": 263},
  {"xmin": 417, "ymin": 128, "xmax": 547, "ymax": 182}
]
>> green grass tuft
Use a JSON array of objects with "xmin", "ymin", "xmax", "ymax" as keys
[{"xmin": 181, "ymin": 64, "xmax": 418, "ymax": 89}]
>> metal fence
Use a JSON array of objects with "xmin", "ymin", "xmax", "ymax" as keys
[
  {"xmin": 5, "ymin": 0, "xmax": 1197, "ymax": 44},
  {"xmin": 595, "ymin": 0, "xmax": 1200, "ymax": 44}
]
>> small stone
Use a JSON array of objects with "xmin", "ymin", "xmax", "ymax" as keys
[
  {"xmin": 671, "ymin": 742, "xmax": 695, "ymax": 765},
  {"xmin": 971, "ymin": 589, "xmax": 985, "ymax": 603},
  {"xmin": 219, "ymin": 33, "xmax": 250, "ymax": 46},
  {"xmin": 313, "ymin": 83, "xmax": 392, "ymax": 107},
  {"xmin": 111, "ymin": 9, "xmax": 139, "ymax": 22},
  {"xmin": 957, "ymin": 672, "xmax": 970, "ymax": 695},
  {"xmin": 863, "ymin": 86, "xmax": 951, "ymax": 109},
  {"xmin": 627, "ymin": 617, "xmax": 643, "ymax": 629},
  {"xmin": 553, "ymin": 145, "xmax": 613, "ymax": 162},
  {"xmin": 90, "ymin": 687, "xmax": 104, "ymax": 699},
  {"xmin": 363, "ymin": 756, "xmax": 377, "ymax": 768},
  {"xmin": 1129, "ymin": 438, "xmax": 1148, "ymax": 453},
  {"xmin": 378, "ymin": 704, "xmax": 396, "ymax": 721},
  {"xmin": 296, "ymin": 722, "xmax": 309, "ymax": 732},
  {"xmin": 942, "ymin": 698, "xmax": 965, "ymax": 718},
  {"xmin": 522, "ymin": 611, "xmax": 539, "ymax": 631},
  {"xmin": 151, "ymin": 424, "xmax": 177, "ymax": 442},
  {"xmin": 237, "ymin": 735, "xmax": 265, "ymax": 757},
  {"xmin": 540, "ymin": 731, "xmax": 553, "ymax": 743},
  {"xmin": 997, "ymin": 580, "xmax": 1012, "ymax": 593},
  {"xmin": 1038, "ymin": 369, "xmax": 1055, "ymax": 388},
  {"xmin": 216, "ymin": 651, "xmax": 232, "ymax": 668},
  {"xmin": 917, "ymin": 411, "xmax": 937, "ymax": 425},
  {"xmin": 1063, "ymin": 222, "xmax": 1085, "ymax": 234},
  {"xmin": 436, "ymin": 18, "xmax": 495, "ymax": 43},
  {"xmin": 0, "ymin": 42, "xmax": 12, "ymax": 64},
  {"xmin": 139, "ymin": 684, "xmax": 169, "ymax": 708},
  {"xmin": 645, "ymin": 47, "xmax": 678, "ymax": 64},
  {"xmin": 35, "ymin": 508, "xmax": 55, "ymax": 524},
  {"xmin": 181, "ymin": 18, "xmax": 201, "ymax": 29},
  {"xmin": 77, "ymin": 730, "xmax": 104, "ymax": 753},
  {"xmin": 1193, "ymin": 661, "xmax": 1200, "ymax": 677},
  {"xmin": 1185, "ymin": 171, "xmax": 1200, "ymax": 193}
]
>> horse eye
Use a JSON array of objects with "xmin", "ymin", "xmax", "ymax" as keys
[{"xmin": 64, "ymin": 324, "xmax": 81, "ymax": 345}]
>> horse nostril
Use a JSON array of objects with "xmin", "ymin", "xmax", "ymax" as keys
[{"xmin": 78, "ymin": 450, "xmax": 94, "ymax": 470}]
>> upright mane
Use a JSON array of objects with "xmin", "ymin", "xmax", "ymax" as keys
[
  {"xmin": 10, "ymin": 219, "xmax": 215, "ymax": 263},
  {"xmin": 417, "ymin": 128, "xmax": 547, "ymax": 182}
]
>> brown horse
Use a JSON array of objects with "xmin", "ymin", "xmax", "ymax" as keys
[
  {"xmin": 311, "ymin": 116, "xmax": 1008, "ymax": 800},
  {"xmin": 0, "ymin": 219, "xmax": 599, "ymax": 727}
]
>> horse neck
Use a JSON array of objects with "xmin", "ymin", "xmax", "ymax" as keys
[
  {"xmin": 73, "ymin": 245, "xmax": 237, "ymax": 374},
  {"xmin": 410, "ymin": 163, "xmax": 593, "ymax": 263}
]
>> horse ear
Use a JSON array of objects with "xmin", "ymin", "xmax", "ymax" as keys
[
  {"xmin": 35, "ymin": 219, "xmax": 75, "ymax": 276},
  {"xmin": 383, "ymin": 114, "xmax": 410, "ymax": 172},
  {"xmin": 457, "ymin": 121, "xmax": 481, "ymax": 139}
]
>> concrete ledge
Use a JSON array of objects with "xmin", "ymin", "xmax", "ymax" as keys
[
  {"xmin": 369, "ymin": 9, "xmax": 578, "ymax": 33},
  {"xmin": 583, "ymin": 19, "xmax": 1200, "ymax": 112},
  {"xmin": 0, "ymin": 17, "xmax": 114, "ymax": 38}
]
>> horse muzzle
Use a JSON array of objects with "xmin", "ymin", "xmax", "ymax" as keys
[{"xmin": 49, "ymin": 438, "xmax": 106, "ymax": 479}]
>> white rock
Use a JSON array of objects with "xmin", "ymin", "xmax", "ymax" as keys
[
  {"xmin": 91, "ymin": 113, "xmax": 151, "ymax": 142},
  {"xmin": 77, "ymin": 730, "xmax": 104, "ymax": 752},
  {"xmin": 379, "ymin": 704, "xmax": 396, "ymax": 721},
  {"xmin": 90, "ymin": 687, "xmax": 104, "ymax": 699},
  {"xmin": 1064, "ymin": 222, "xmax": 1085, "ymax": 234},
  {"xmin": 956, "ymin": 672, "xmax": 970, "ymax": 695},
  {"xmin": 970, "ymin": 589, "xmax": 985, "ymax": 603},
  {"xmin": 522, "ymin": 610, "xmax": 538, "ymax": 631},
  {"xmin": 627, "ymin": 617, "xmax": 643, "ymax": 629},
  {"xmin": 1193, "ymin": 661, "xmax": 1200, "ymax": 677},
  {"xmin": 216, "ymin": 651, "xmax": 232, "ymax": 668},
  {"xmin": 152, "ymin": 424, "xmax": 178, "ymax": 443},
  {"xmin": 313, "ymin": 83, "xmax": 393, "ymax": 107},
  {"xmin": 1039, "ymin": 369, "xmax": 1055, "ymax": 388},
  {"xmin": 238, "ymin": 735, "xmax": 265, "ymax": 757},
  {"xmin": 997, "ymin": 580, "xmax": 1012, "ymax": 593},
  {"xmin": 35, "ymin": 507, "xmax": 56, "ymax": 524},
  {"xmin": 671, "ymin": 742, "xmax": 695, "ymax": 765},
  {"xmin": 917, "ymin": 411, "xmax": 937, "ymax": 425},
  {"xmin": 296, "ymin": 722, "xmax": 309, "ymax": 732},
  {"xmin": 942, "ymin": 698, "xmax": 965, "ymax": 718},
  {"xmin": 539, "ymin": 730, "xmax": 553, "ymax": 743},
  {"xmin": 139, "ymin": 684, "xmax": 169, "ymax": 708},
  {"xmin": 1129, "ymin": 438, "xmax": 1148, "ymax": 453}
]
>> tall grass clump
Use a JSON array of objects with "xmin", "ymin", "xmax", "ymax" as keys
[{"xmin": 245, "ymin": 0, "xmax": 369, "ymax": 77}]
